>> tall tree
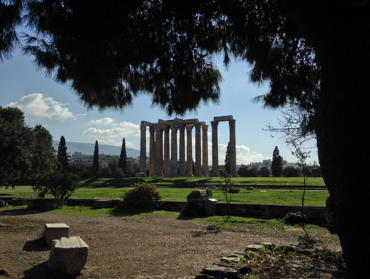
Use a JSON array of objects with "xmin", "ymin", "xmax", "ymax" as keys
[
  {"xmin": 31, "ymin": 125, "xmax": 57, "ymax": 184},
  {"xmin": 57, "ymin": 136, "xmax": 68, "ymax": 172},
  {"xmin": 271, "ymin": 146, "xmax": 283, "ymax": 177},
  {"xmin": 118, "ymin": 138, "xmax": 127, "ymax": 174},
  {"xmin": 92, "ymin": 140, "xmax": 99, "ymax": 177},
  {"xmin": 224, "ymin": 142, "xmax": 231, "ymax": 175},
  {"xmin": 2, "ymin": 0, "xmax": 370, "ymax": 275},
  {"xmin": 0, "ymin": 107, "xmax": 35, "ymax": 185}
]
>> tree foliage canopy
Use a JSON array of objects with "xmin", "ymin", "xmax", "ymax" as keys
[
  {"xmin": 271, "ymin": 146, "xmax": 283, "ymax": 177},
  {"xmin": 57, "ymin": 135, "xmax": 68, "ymax": 172},
  {"xmin": 119, "ymin": 138, "xmax": 127, "ymax": 174}
]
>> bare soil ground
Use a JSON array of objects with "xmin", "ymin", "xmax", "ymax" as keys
[{"xmin": 0, "ymin": 207, "xmax": 345, "ymax": 279}]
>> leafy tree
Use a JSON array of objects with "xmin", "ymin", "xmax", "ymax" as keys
[
  {"xmin": 31, "ymin": 125, "xmax": 57, "ymax": 184},
  {"xmin": 224, "ymin": 142, "xmax": 231, "ymax": 175},
  {"xmin": 2, "ymin": 0, "xmax": 370, "ymax": 275},
  {"xmin": 237, "ymin": 165, "xmax": 259, "ymax": 177},
  {"xmin": 118, "ymin": 138, "xmax": 127, "ymax": 174},
  {"xmin": 92, "ymin": 140, "xmax": 99, "ymax": 177},
  {"xmin": 68, "ymin": 163, "xmax": 92, "ymax": 180},
  {"xmin": 0, "ymin": 107, "xmax": 35, "ymax": 185},
  {"xmin": 57, "ymin": 136, "xmax": 68, "ymax": 172},
  {"xmin": 218, "ymin": 168, "xmax": 235, "ymax": 218},
  {"xmin": 260, "ymin": 166, "xmax": 271, "ymax": 177},
  {"xmin": 237, "ymin": 165, "xmax": 248, "ymax": 177},
  {"xmin": 282, "ymin": 166, "xmax": 299, "ymax": 177},
  {"xmin": 33, "ymin": 170, "xmax": 80, "ymax": 200},
  {"xmin": 271, "ymin": 147, "xmax": 283, "ymax": 177},
  {"xmin": 311, "ymin": 167, "xmax": 322, "ymax": 177}
]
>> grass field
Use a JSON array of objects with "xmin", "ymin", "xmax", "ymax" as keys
[
  {"xmin": 0, "ymin": 185, "xmax": 329, "ymax": 206},
  {"xmin": 78, "ymin": 176, "xmax": 326, "ymax": 187}
]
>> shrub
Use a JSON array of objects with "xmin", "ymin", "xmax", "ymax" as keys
[
  {"xmin": 0, "ymin": 199, "xmax": 8, "ymax": 207},
  {"xmin": 120, "ymin": 182, "xmax": 163, "ymax": 210},
  {"xmin": 283, "ymin": 211, "xmax": 308, "ymax": 224}
]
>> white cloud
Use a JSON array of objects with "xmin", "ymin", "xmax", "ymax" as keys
[
  {"xmin": 82, "ymin": 122, "xmax": 140, "ymax": 139},
  {"xmin": 88, "ymin": 118, "xmax": 115, "ymax": 126},
  {"xmin": 6, "ymin": 93, "xmax": 83, "ymax": 120}
]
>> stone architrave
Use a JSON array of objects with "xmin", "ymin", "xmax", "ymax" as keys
[
  {"xmin": 179, "ymin": 125, "xmax": 186, "ymax": 176},
  {"xmin": 202, "ymin": 124, "xmax": 209, "ymax": 177},
  {"xmin": 140, "ymin": 123, "xmax": 147, "ymax": 173},
  {"xmin": 155, "ymin": 123, "xmax": 162, "ymax": 176},
  {"xmin": 48, "ymin": 236, "xmax": 89, "ymax": 274},
  {"xmin": 171, "ymin": 123, "xmax": 178, "ymax": 176},
  {"xmin": 164, "ymin": 125, "xmax": 170, "ymax": 176},
  {"xmin": 229, "ymin": 119, "xmax": 237, "ymax": 177},
  {"xmin": 195, "ymin": 123, "xmax": 202, "ymax": 177},
  {"xmin": 149, "ymin": 125, "xmax": 155, "ymax": 176},
  {"xmin": 186, "ymin": 125, "xmax": 194, "ymax": 177},
  {"xmin": 211, "ymin": 121, "xmax": 219, "ymax": 176}
]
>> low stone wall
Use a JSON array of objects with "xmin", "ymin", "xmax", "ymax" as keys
[
  {"xmin": 216, "ymin": 203, "xmax": 325, "ymax": 222},
  {"xmin": 0, "ymin": 197, "xmax": 326, "ymax": 222}
]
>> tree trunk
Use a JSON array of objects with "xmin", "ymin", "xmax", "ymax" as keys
[{"xmin": 281, "ymin": 1, "xmax": 370, "ymax": 277}]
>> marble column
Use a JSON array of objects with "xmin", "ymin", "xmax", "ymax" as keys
[
  {"xmin": 186, "ymin": 125, "xmax": 193, "ymax": 177},
  {"xmin": 140, "ymin": 123, "xmax": 146, "ymax": 173},
  {"xmin": 195, "ymin": 123, "xmax": 202, "ymax": 177},
  {"xmin": 164, "ymin": 125, "xmax": 170, "ymax": 176},
  {"xmin": 155, "ymin": 123, "xmax": 162, "ymax": 176},
  {"xmin": 171, "ymin": 124, "xmax": 178, "ymax": 176},
  {"xmin": 179, "ymin": 125, "xmax": 186, "ymax": 176},
  {"xmin": 149, "ymin": 125, "xmax": 155, "ymax": 176},
  {"xmin": 229, "ymin": 119, "xmax": 237, "ymax": 177},
  {"xmin": 202, "ymin": 124, "xmax": 209, "ymax": 177},
  {"xmin": 211, "ymin": 121, "xmax": 219, "ymax": 176}
]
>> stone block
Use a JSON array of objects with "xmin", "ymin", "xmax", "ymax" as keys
[
  {"xmin": 205, "ymin": 198, "xmax": 217, "ymax": 216},
  {"xmin": 214, "ymin": 115, "xmax": 233, "ymax": 121},
  {"xmin": 27, "ymin": 198, "xmax": 64, "ymax": 210},
  {"xmin": 187, "ymin": 190, "xmax": 209, "ymax": 202},
  {"xmin": 45, "ymin": 223, "xmax": 70, "ymax": 245},
  {"xmin": 48, "ymin": 236, "xmax": 88, "ymax": 274}
]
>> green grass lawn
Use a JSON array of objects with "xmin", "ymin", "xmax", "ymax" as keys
[
  {"xmin": 0, "ymin": 185, "xmax": 329, "ymax": 206},
  {"xmin": 79, "ymin": 176, "xmax": 326, "ymax": 187}
]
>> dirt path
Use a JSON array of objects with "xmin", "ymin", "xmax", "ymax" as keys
[{"xmin": 0, "ymin": 208, "xmax": 341, "ymax": 278}]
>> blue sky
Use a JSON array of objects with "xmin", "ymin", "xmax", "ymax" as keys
[{"xmin": 0, "ymin": 48, "xmax": 318, "ymax": 165}]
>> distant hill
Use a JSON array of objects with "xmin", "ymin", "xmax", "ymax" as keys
[{"xmin": 52, "ymin": 141, "xmax": 145, "ymax": 158}]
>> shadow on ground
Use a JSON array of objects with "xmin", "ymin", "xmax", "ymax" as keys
[
  {"xmin": 23, "ymin": 261, "xmax": 81, "ymax": 279},
  {"xmin": 0, "ymin": 208, "xmax": 52, "ymax": 216},
  {"xmin": 23, "ymin": 236, "xmax": 50, "ymax": 252}
]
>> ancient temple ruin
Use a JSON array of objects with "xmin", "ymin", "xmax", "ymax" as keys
[{"xmin": 139, "ymin": 116, "xmax": 236, "ymax": 177}]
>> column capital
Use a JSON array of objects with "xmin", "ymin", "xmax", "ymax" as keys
[
  {"xmin": 186, "ymin": 125, "xmax": 194, "ymax": 132},
  {"xmin": 211, "ymin": 121, "xmax": 218, "ymax": 129}
]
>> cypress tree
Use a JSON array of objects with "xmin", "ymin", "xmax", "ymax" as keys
[
  {"xmin": 271, "ymin": 146, "xmax": 283, "ymax": 177},
  {"xmin": 57, "ymin": 136, "xmax": 68, "ymax": 172},
  {"xmin": 93, "ymin": 140, "xmax": 99, "ymax": 177},
  {"xmin": 224, "ymin": 142, "xmax": 231, "ymax": 175},
  {"xmin": 118, "ymin": 138, "xmax": 127, "ymax": 174}
]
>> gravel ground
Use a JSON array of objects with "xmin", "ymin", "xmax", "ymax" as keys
[{"xmin": 0, "ymin": 208, "xmax": 342, "ymax": 278}]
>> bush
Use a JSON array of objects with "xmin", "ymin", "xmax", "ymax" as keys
[
  {"xmin": 0, "ymin": 199, "xmax": 8, "ymax": 207},
  {"xmin": 283, "ymin": 211, "xmax": 308, "ymax": 224},
  {"xmin": 282, "ymin": 166, "xmax": 299, "ymax": 177},
  {"xmin": 120, "ymin": 182, "xmax": 163, "ymax": 210}
]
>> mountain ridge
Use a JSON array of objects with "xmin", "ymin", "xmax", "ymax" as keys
[{"xmin": 52, "ymin": 140, "xmax": 143, "ymax": 158}]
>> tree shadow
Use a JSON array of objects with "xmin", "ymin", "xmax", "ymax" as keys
[
  {"xmin": 23, "ymin": 261, "xmax": 81, "ymax": 279},
  {"xmin": 23, "ymin": 236, "xmax": 50, "ymax": 252},
  {"xmin": 296, "ymin": 234, "xmax": 318, "ymax": 250},
  {"xmin": 108, "ymin": 207, "xmax": 157, "ymax": 217},
  {"xmin": 192, "ymin": 225, "xmax": 221, "ymax": 237},
  {"xmin": 0, "ymin": 208, "xmax": 51, "ymax": 216}
]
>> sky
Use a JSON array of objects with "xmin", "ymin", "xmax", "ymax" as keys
[{"xmin": 0, "ymin": 48, "xmax": 319, "ymax": 166}]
